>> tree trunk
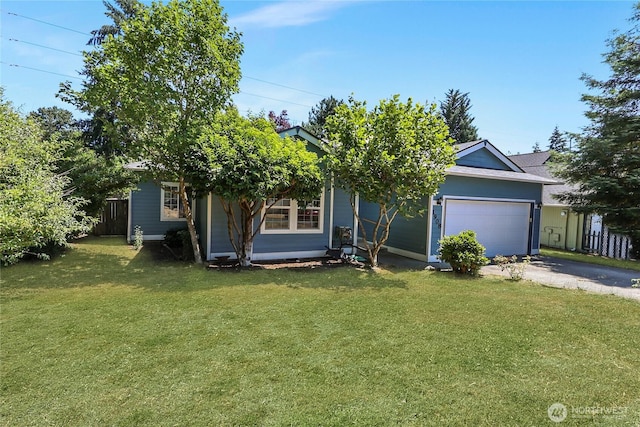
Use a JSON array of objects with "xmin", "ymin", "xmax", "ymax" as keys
[
  {"xmin": 239, "ymin": 202, "xmax": 254, "ymax": 267},
  {"xmin": 178, "ymin": 177, "xmax": 203, "ymax": 264}
]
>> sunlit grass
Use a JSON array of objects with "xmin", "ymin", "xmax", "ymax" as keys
[
  {"xmin": 1, "ymin": 237, "xmax": 639, "ymax": 426},
  {"xmin": 541, "ymin": 247, "xmax": 640, "ymax": 272}
]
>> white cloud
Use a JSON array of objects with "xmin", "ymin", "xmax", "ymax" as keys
[{"xmin": 229, "ymin": 1, "xmax": 347, "ymax": 29}]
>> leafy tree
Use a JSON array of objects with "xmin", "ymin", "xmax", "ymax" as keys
[
  {"xmin": 28, "ymin": 107, "xmax": 137, "ymax": 217},
  {"xmin": 201, "ymin": 109, "xmax": 323, "ymax": 267},
  {"xmin": 88, "ymin": 0, "xmax": 142, "ymax": 45},
  {"xmin": 67, "ymin": 0, "xmax": 243, "ymax": 264},
  {"xmin": 325, "ymin": 95, "xmax": 456, "ymax": 267},
  {"xmin": 0, "ymin": 95, "xmax": 93, "ymax": 265},
  {"xmin": 440, "ymin": 89, "xmax": 479, "ymax": 144},
  {"xmin": 548, "ymin": 126, "xmax": 568, "ymax": 152},
  {"xmin": 268, "ymin": 110, "xmax": 291, "ymax": 132},
  {"xmin": 555, "ymin": 2, "xmax": 640, "ymax": 258},
  {"xmin": 305, "ymin": 96, "xmax": 343, "ymax": 139}
]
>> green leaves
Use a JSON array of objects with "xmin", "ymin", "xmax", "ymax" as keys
[
  {"xmin": 327, "ymin": 95, "xmax": 455, "ymax": 218},
  {"xmin": 202, "ymin": 109, "xmax": 322, "ymax": 204},
  {"xmin": 556, "ymin": 2, "xmax": 640, "ymax": 258},
  {"xmin": 0, "ymin": 95, "xmax": 93, "ymax": 265},
  {"xmin": 325, "ymin": 95, "xmax": 456, "ymax": 266},
  {"xmin": 198, "ymin": 109, "xmax": 323, "ymax": 264},
  {"xmin": 80, "ymin": 0, "xmax": 243, "ymax": 176},
  {"xmin": 72, "ymin": 0, "xmax": 244, "ymax": 263}
]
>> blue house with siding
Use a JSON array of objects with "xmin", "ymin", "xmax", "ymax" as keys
[
  {"xmin": 126, "ymin": 127, "xmax": 357, "ymax": 261},
  {"xmin": 358, "ymin": 140, "xmax": 557, "ymax": 262}
]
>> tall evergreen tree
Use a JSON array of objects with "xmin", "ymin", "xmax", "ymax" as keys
[
  {"xmin": 556, "ymin": 2, "xmax": 640, "ymax": 258},
  {"xmin": 305, "ymin": 96, "xmax": 343, "ymax": 139},
  {"xmin": 439, "ymin": 89, "xmax": 479, "ymax": 144},
  {"xmin": 532, "ymin": 141, "xmax": 542, "ymax": 153},
  {"xmin": 548, "ymin": 126, "xmax": 568, "ymax": 152},
  {"xmin": 87, "ymin": 0, "xmax": 142, "ymax": 45}
]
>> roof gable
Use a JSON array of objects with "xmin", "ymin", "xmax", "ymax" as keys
[
  {"xmin": 278, "ymin": 126, "xmax": 326, "ymax": 154},
  {"xmin": 455, "ymin": 140, "xmax": 522, "ymax": 172}
]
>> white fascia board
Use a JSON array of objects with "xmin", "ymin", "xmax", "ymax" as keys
[{"xmin": 446, "ymin": 165, "xmax": 559, "ymax": 184}]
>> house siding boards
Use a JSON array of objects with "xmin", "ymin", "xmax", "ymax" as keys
[
  {"xmin": 332, "ymin": 187, "xmax": 356, "ymax": 244},
  {"xmin": 357, "ymin": 143, "xmax": 546, "ymax": 262},
  {"xmin": 209, "ymin": 197, "xmax": 236, "ymax": 255},
  {"xmin": 436, "ymin": 175, "xmax": 542, "ymax": 202},
  {"xmin": 429, "ymin": 175, "xmax": 542, "ymax": 258},
  {"xmin": 208, "ymin": 186, "xmax": 354, "ymax": 260},
  {"xmin": 129, "ymin": 181, "xmax": 177, "ymax": 240},
  {"xmin": 128, "ymin": 181, "xmax": 204, "ymax": 241},
  {"xmin": 456, "ymin": 148, "xmax": 512, "ymax": 170},
  {"xmin": 540, "ymin": 206, "xmax": 584, "ymax": 251},
  {"xmin": 357, "ymin": 197, "xmax": 430, "ymax": 259}
]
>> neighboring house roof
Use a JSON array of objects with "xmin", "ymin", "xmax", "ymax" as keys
[
  {"xmin": 124, "ymin": 160, "xmax": 151, "ymax": 171},
  {"xmin": 508, "ymin": 151, "xmax": 570, "ymax": 206},
  {"xmin": 509, "ymin": 151, "xmax": 552, "ymax": 169}
]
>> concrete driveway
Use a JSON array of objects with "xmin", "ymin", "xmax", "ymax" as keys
[{"xmin": 483, "ymin": 256, "xmax": 640, "ymax": 301}]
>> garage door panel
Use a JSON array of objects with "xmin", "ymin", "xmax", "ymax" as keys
[{"xmin": 443, "ymin": 200, "xmax": 530, "ymax": 257}]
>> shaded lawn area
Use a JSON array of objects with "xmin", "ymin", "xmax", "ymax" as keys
[{"xmin": 1, "ymin": 238, "xmax": 639, "ymax": 426}]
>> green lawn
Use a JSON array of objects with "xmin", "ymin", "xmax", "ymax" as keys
[
  {"xmin": 2, "ymin": 238, "xmax": 639, "ymax": 426},
  {"xmin": 540, "ymin": 247, "xmax": 640, "ymax": 272}
]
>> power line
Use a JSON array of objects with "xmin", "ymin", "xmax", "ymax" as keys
[
  {"xmin": 4, "ymin": 10, "xmax": 330, "ymax": 101},
  {"xmin": 3, "ymin": 10, "xmax": 331, "ymax": 113},
  {"xmin": 239, "ymin": 91, "xmax": 314, "ymax": 109},
  {"xmin": 0, "ymin": 61, "xmax": 82, "ymax": 80},
  {"xmin": 5, "ymin": 37, "xmax": 83, "ymax": 57},
  {"xmin": 5, "ymin": 11, "xmax": 91, "ymax": 36},
  {"xmin": 243, "ymin": 76, "xmax": 326, "ymax": 98}
]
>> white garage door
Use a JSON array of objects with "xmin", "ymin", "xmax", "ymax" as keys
[{"xmin": 443, "ymin": 199, "xmax": 531, "ymax": 257}]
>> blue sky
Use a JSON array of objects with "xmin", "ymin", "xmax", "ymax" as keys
[{"xmin": 0, "ymin": 0, "xmax": 635, "ymax": 154}]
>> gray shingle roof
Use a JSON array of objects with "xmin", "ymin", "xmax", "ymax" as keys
[
  {"xmin": 454, "ymin": 140, "xmax": 486, "ymax": 153},
  {"xmin": 508, "ymin": 151, "xmax": 551, "ymax": 169},
  {"xmin": 508, "ymin": 151, "xmax": 574, "ymax": 206}
]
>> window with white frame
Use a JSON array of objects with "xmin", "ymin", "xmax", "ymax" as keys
[
  {"xmin": 262, "ymin": 193, "xmax": 323, "ymax": 233},
  {"xmin": 161, "ymin": 183, "xmax": 187, "ymax": 221}
]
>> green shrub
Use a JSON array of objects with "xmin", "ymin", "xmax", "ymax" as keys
[{"xmin": 438, "ymin": 230, "xmax": 488, "ymax": 275}]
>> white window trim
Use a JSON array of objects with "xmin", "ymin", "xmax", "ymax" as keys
[
  {"xmin": 160, "ymin": 182, "xmax": 195, "ymax": 222},
  {"xmin": 261, "ymin": 192, "xmax": 324, "ymax": 235}
]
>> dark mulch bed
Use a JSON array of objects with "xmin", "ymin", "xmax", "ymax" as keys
[
  {"xmin": 140, "ymin": 241, "xmax": 364, "ymax": 270},
  {"xmin": 208, "ymin": 257, "xmax": 353, "ymax": 271}
]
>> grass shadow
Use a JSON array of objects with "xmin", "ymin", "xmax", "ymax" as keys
[{"xmin": 1, "ymin": 237, "xmax": 409, "ymax": 293}]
